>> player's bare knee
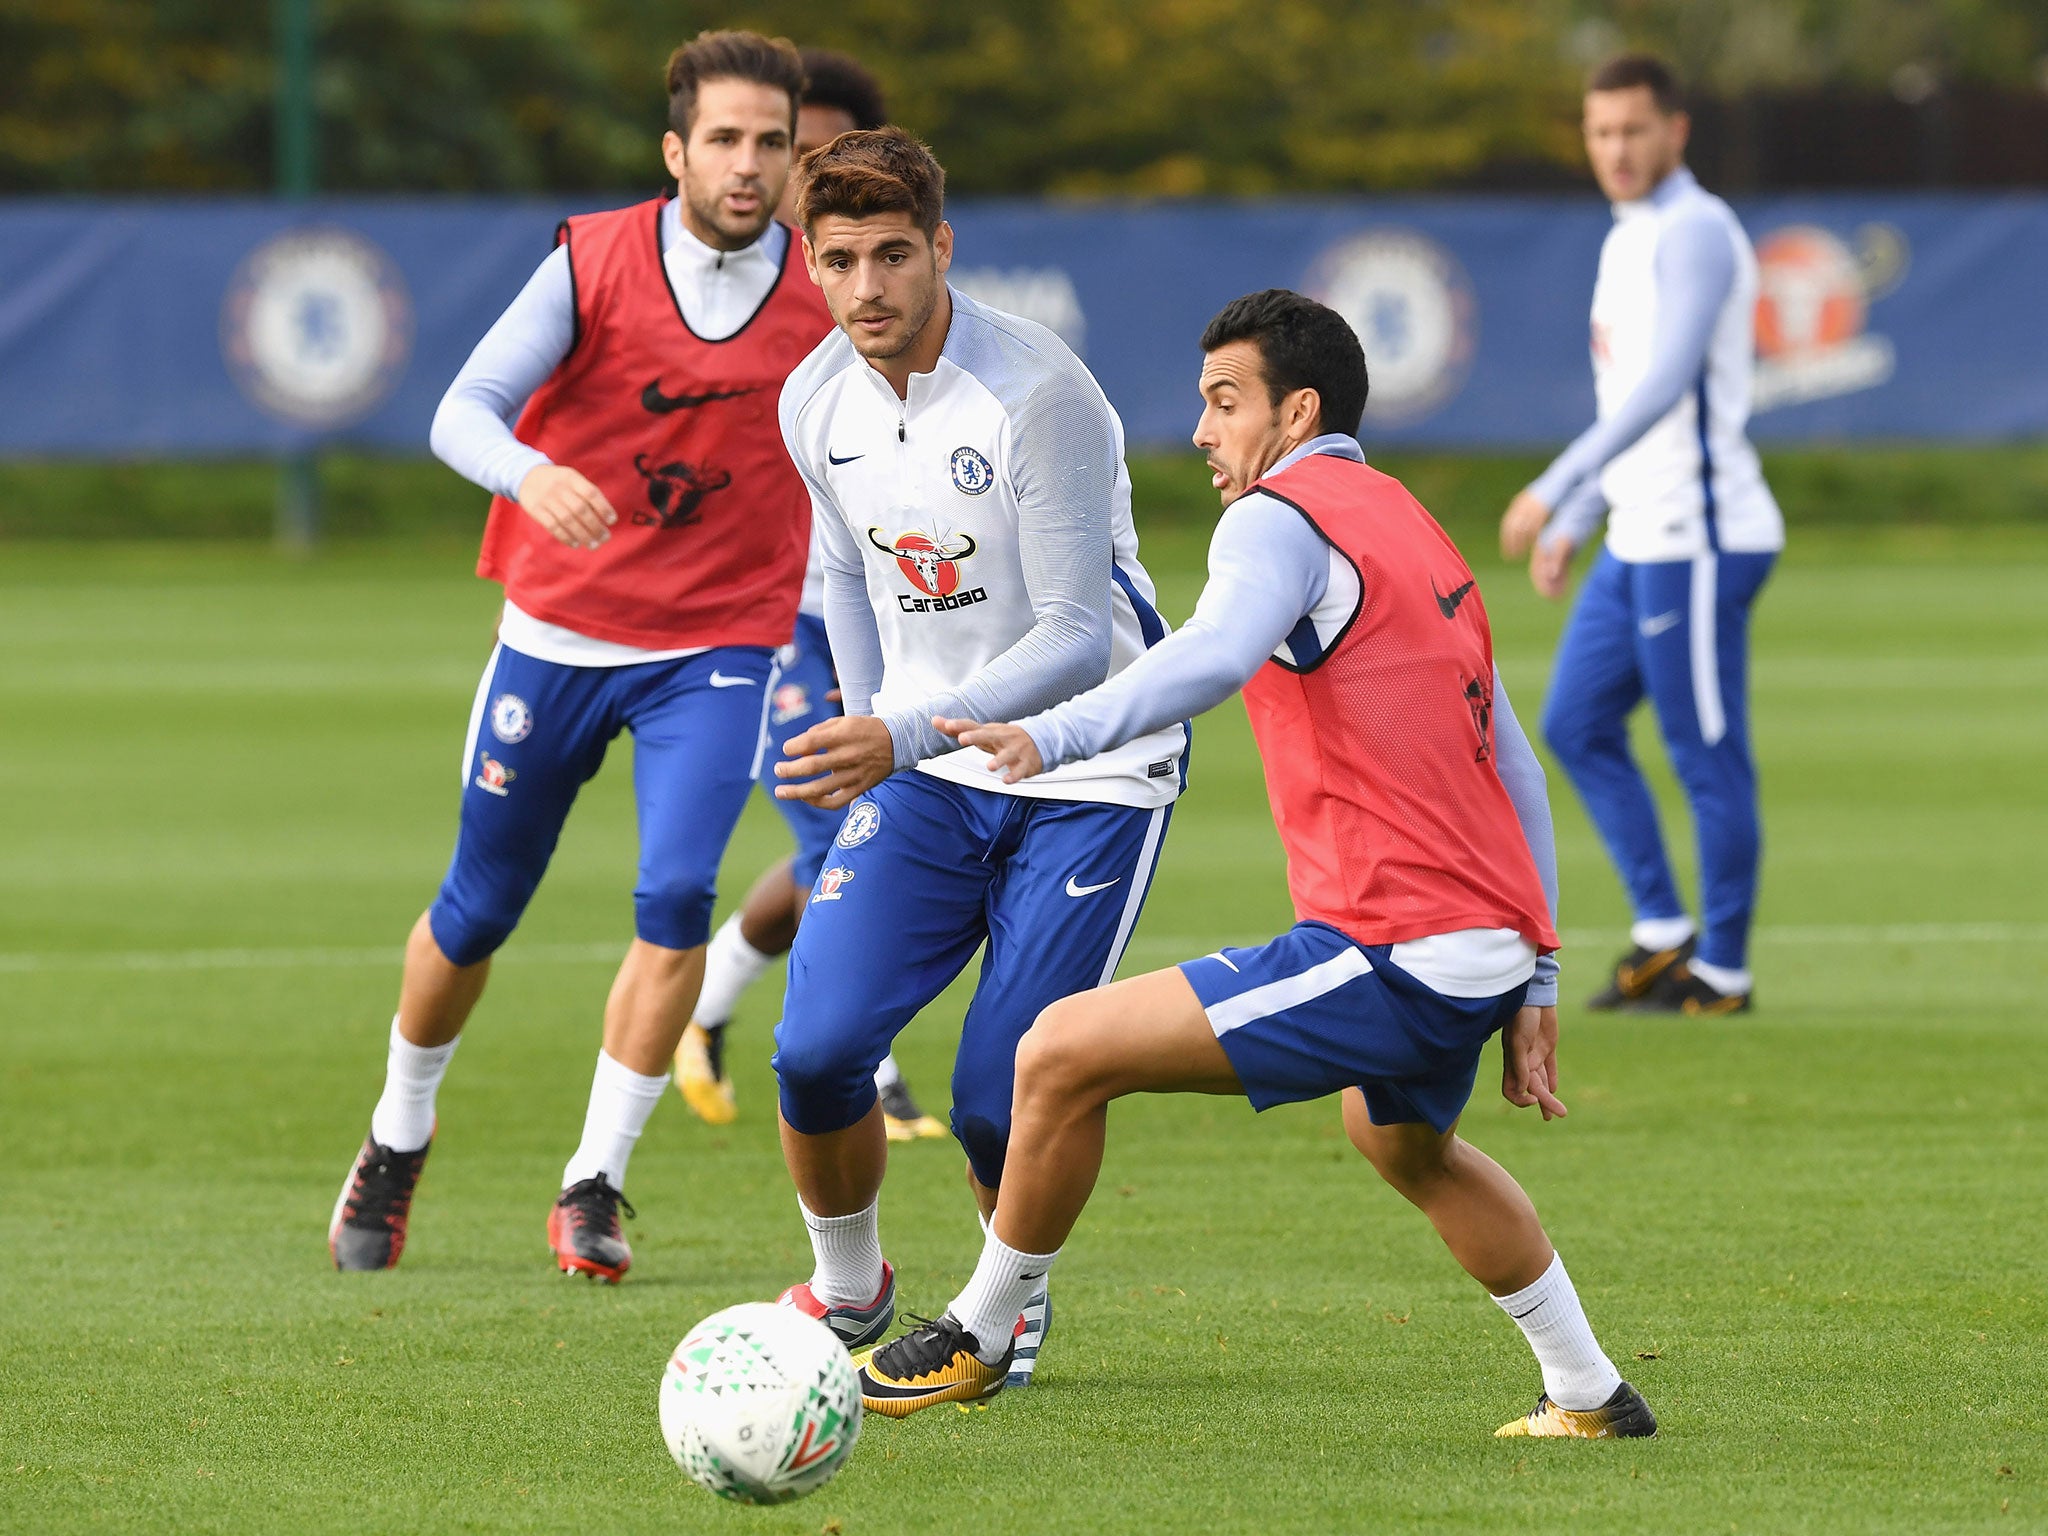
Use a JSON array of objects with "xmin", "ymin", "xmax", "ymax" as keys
[{"xmin": 1016, "ymin": 1000, "xmax": 1110, "ymax": 1108}]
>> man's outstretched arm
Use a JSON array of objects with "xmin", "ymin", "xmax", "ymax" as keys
[{"xmin": 941, "ymin": 491, "xmax": 1330, "ymax": 776}]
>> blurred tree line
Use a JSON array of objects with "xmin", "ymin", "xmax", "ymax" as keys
[{"xmin": 5, "ymin": 0, "xmax": 2047, "ymax": 195}]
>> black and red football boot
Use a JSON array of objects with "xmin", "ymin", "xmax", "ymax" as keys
[
  {"xmin": 329, "ymin": 1133, "xmax": 432, "ymax": 1271},
  {"xmin": 548, "ymin": 1174, "xmax": 636, "ymax": 1283}
]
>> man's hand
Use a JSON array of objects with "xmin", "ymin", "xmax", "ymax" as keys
[
  {"xmin": 1499, "ymin": 489, "xmax": 1552, "ymax": 560},
  {"xmin": 517, "ymin": 464, "xmax": 617, "ymax": 549},
  {"xmin": 774, "ymin": 715, "xmax": 895, "ymax": 808},
  {"xmin": 1500, "ymin": 1004, "xmax": 1567, "ymax": 1121},
  {"xmin": 934, "ymin": 717, "xmax": 1045, "ymax": 784},
  {"xmin": 1530, "ymin": 535, "xmax": 1576, "ymax": 601}
]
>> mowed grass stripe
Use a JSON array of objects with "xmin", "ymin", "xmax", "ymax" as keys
[{"xmin": 3, "ymin": 920, "xmax": 2042, "ymax": 975}]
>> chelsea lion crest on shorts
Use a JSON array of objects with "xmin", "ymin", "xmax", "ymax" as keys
[
  {"xmin": 489, "ymin": 693, "xmax": 532, "ymax": 744},
  {"xmin": 949, "ymin": 446, "xmax": 994, "ymax": 496},
  {"xmin": 836, "ymin": 800, "xmax": 881, "ymax": 848}
]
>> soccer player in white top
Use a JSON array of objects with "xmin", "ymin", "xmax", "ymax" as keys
[
  {"xmin": 674, "ymin": 48, "xmax": 946, "ymax": 1143},
  {"xmin": 1500, "ymin": 54, "xmax": 1783, "ymax": 1016},
  {"xmin": 765, "ymin": 130, "xmax": 1187, "ymax": 1387}
]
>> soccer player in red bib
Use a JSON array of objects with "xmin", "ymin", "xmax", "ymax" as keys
[
  {"xmin": 856, "ymin": 290, "xmax": 1658, "ymax": 1441},
  {"xmin": 329, "ymin": 31, "xmax": 830, "ymax": 1282}
]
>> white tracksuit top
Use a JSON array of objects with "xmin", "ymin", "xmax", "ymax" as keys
[
  {"xmin": 780, "ymin": 288, "xmax": 1187, "ymax": 809},
  {"xmin": 1588, "ymin": 174, "xmax": 1784, "ymax": 562}
]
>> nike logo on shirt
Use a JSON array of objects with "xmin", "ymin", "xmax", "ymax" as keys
[
  {"xmin": 1065, "ymin": 877, "xmax": 1119, "ymax": 898},
  {"xmin": 827, "ymin": 450, "xmax": 865, "ymax": 465},
  {"xmin": 708, "ymin": 671, "xmax": 755, "ymax": 688},
  {"xmin": 1638, "ymin": 610, "xmax": 1682, "ymax": 638},
  {"xmin": 640, "ymin": 381, "xmax": 759, "ymax": 414},
  {"xmin": 1433, "ymin": 577, "xmax": 1476, "ymax": 618}
]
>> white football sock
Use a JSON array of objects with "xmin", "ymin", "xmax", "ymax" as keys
[
  {"xmin": 1630, "ymin": 916, "xmax": 1696, "ymax": 952},
  {"xmin": 369, "ymin": 1015, "xmax": 456, "ymax": 1153},
  {"xmin": 874, "ymin": 1053, "xmax": 904, "ymax": 1092},
  {"xmin": 801, "ymin": 1198, "xmax": 886, "ymax": 1307},
  {"xmin": 694, "ymin": 914, "xmax": 774, "ymax": 1028},
  {"xmin": 1687, "ymin": 958, "xmax": 1752, "ymax": 996},
  {"xmin": 951, "ymin": 1226, "xmax": 1060, "ymax": 1366},
  {"xmin": 1491, "ymin": 1252, "xmax": 1623, "ymax": 1411},
  {"xmin": 560, "ymin": 1051, "xmax": 669, "ymax": 1190}
]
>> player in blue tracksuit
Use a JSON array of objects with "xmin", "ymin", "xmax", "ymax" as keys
[{"xmin": 1502, "ymin": 55, "xmax": 1781, "ymax": 1016}]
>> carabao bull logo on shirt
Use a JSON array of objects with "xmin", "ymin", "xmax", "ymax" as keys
[
  {"xmin": 1751, "ymin": 223, "xmax": 1904, "ymax": 412},
  {"xmin": 474, "ymin": 750, "xmax": 516, "ymax": 796},
  {"xmin": 631, "ymin": 453, "xmax": 732, "ymax": 529},
  {"xmin": 770, "ymin": 681, "xmax": 812, "ymax": 725},
  {"xmin": 866, "ymin": 525, "xmax": 989, "ymax": 614},
  {"xmin": 812, "ymin": 866, "xmax": 854, "ymax": 903}
]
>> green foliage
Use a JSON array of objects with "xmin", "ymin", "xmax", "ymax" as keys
[{"xmin": 5, "ymin": 0, "xmax": 2045, "ymax": 194}]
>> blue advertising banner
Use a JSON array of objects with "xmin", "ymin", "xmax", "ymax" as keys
[{"xmin": 1, "ymin": 193, "xmax": 2043, "ymax": 455}]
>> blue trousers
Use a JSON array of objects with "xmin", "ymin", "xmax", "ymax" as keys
[
  {"xmin": 1541, "ymin": 549, "xmax": 1774, "ymax": 971},
  {"xmin": 772, "ymin": 771, "xmax": 1172, "ymax": 1188},
  {"xmin": 427, "ymin": 643, "xmax": 774, "ymax": 966}
]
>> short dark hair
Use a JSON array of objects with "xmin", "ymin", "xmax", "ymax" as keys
[
  {"xmin": 665, "ymin": 29, "xmax": 805, "ymax": 137},
  {"xmin": 795, "ymin": 126, "xmax": 945, "ymax": 236},
  {"xmin": 799, "ymin": 49, "xmax": 887, "ymax": 130},
  {"xmin": 1586, "ymin": 53, "xmax": 1684, "ymax": 115},
  {"xmin": 1200, "ymin": 290, "xmax": 1369, "ymax": 437}
]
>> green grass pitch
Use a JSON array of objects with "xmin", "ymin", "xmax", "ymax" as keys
[{"xmin": 1, "ymin": 518, "xmax": 2043, "ymax": 1533}]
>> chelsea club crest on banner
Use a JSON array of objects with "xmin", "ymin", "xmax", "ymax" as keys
[{"xmin": 949, "ymin": 446, "xmax": 994, "ymax": 495}]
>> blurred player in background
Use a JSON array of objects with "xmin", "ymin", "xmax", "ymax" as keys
[
  {"xmin": 329, "ymin": 31, "xmax": 824, "ymax": 1283},
  {"xmin": 769, "ymin": 129, "xmax": 1187, "ymax": 1390},
  {"xmin": 1500, "ymin": 54, "xmax": 1781, "ymax": 1017},
  {"xmin": 857, "ymin": 291, "xmax": 1653, "ymax": 1443},
  {"xmin": 675, "ymin": 48, "xmax": 946, "ymax": 1142}
]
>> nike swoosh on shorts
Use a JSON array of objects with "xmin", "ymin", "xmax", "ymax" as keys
[
  {"xmin": 709, "ymin": 671, "xmax": 756, "ymax": 688},
  {"xmin": 1065, "ymin": 877, "xmax": 1119, "ymax": 897},
  {"xmin": 1638, "ymin": 611, "xmax": 1682, "ymax": 638}
]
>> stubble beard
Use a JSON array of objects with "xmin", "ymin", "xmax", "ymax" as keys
[
  {"xmin": 848, "ymin": 272, "xmax": 939, "ymax": 362},
  {"xmin": 682, "ymin": 166, "xmax": 773, "ymax": 251}
]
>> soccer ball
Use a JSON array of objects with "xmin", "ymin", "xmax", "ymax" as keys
[{"xmin": 659, "ymin": 1302, "xmax": 862, "ymax": 1504}]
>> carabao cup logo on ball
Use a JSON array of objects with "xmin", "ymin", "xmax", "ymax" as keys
[
  {"xmin": 1304, "ymin": 229, "xmax": 1476, "ymax": 427},
  {"xmin": 221, "ymin": 227, "xmax": 413, "ymax": 429}
]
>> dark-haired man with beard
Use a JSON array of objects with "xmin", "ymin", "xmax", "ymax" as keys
[
  {"xmin": 859, "ymin": 290, "xmax": 1654, "ymax": 1443},
  {"xmin": 677, "ymin": 47, "xmax": 947, "ymax": 1144},
  {"xmin": 328, "ymin": 30, "xmax": 828, "ymax": 1285}
]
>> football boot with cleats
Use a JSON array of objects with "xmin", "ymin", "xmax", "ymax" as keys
[
  {"xmin": 856, "ymin": 1313, "xmax": 1010, "ymax": 1419},
  {"xmin": 674, "ymin": 1020, "xmax": 737, "ymax": 1125},
  {"xmin": 1640, "ymin": 962, "xmax": 1752, "ymax": 1016},
  {"xmin": 778, "ymin": 1261, "xmax": 897, "ymax": 1351},
  {"xmin": 1584, "ymin": 937, "xmax": 1696, "ymax": 1011},
  {"xmin": 1005, "ymin": 1285, "xmax": 1052, "ymax": 1388},
  {"xmin": 330, "ymin": 1132, "xmax": 432, "ymax": 1271},
  {"xmin": 548, "ymin": 1174, "xmax": 635, "ymax": 1283},
  {"xmin": 1496, "ymin": 1380, "xmax": 1658, "ymax": 1439},
  {"xmin": 879, "ymin": 1077, "xmax": 948, "ymax": 1142}
]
